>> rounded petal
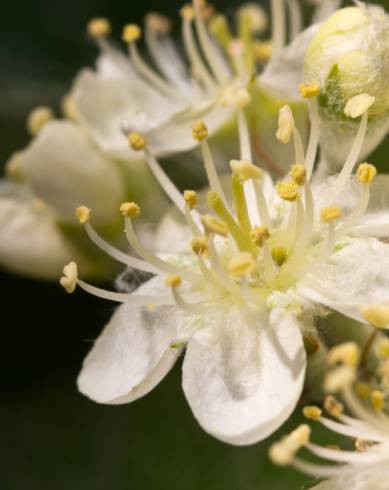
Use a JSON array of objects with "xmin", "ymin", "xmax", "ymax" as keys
[
  {"xmin": 182, "ymin": 308, "xmax": 306, "ymax": 445},
  {"xmin": 20, "ymin": 120, "xmax": 124, "ymax": 225}
]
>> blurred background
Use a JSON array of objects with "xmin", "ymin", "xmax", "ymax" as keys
[{"xmin": 1, "ymin": 1, "xmax": 388, "ymax": 489}]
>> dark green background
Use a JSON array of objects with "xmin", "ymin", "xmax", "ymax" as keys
[{"xmin": 1, "ymin": 1, "xmax": 388, "ymax": 489}]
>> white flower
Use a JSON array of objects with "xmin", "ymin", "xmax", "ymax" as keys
[{"xmin": 62, "ymin": 87, "xmax": 389, "ymax": 445}]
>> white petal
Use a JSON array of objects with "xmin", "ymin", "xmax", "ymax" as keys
[
  {"xmin": 299, "ymin": 238, "xmax": 389, "ymax": 323},
  {"xmin": 182, "ymin": 308, "xmax": 306, "ymax": 445},
  {"xmin": 20, "ymin": 121, "xmax": 124, "ymax": 225}
]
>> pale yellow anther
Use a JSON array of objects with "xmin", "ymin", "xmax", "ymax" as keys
[
  {"xmin": 201, "ymin": 214, "xmax": 228, "ymax": 236},
  {"xmin": 5, "ymin": 152, "xmax": 24, "ymax": 181},
  {"xmin": 209, "ymin": 15, "xmax": 232, "ymax": 48},
  {"xmin": 239, "ymin": 4, "xmax": 268, "ymax": 34},
  {"xmin": 60, "ymin": 261, "xmax": 78, "ymax": 294},
  {"xmin": 180, "ymin": 4, "xmax": 195, "ymax": 20},
  {"xmin": 87, "ymin": 17, "xmax": 111, "ymax": 38},
  {"xmin": 276, "ymin": 105, "xmax": 295, "ymax": 144},
  {"xmin": 146, "ymin": 12, "xmax": 171, "ymax": 35},
  {"xmin": 371, "ymin": 390, "xmax": 385, "ymax": 412},
  {"xmin": 321, "ymin": 206, "xmax": 342, "ymax": 223},
  {"xmin": 230, "ymin": 160, "xmax": 263, "ymax": 181},
  {"xmin": 184, "ymin": 190, "xmax": 197, "ymax": 210},
  {"xmin": 303, "ymin": 406, "xmax": 322, "ymax": 421},
  {"xmin": 269, "ymin": 425, "xmax": 310, "ymax": 466},
  {"xmin": 128, "ymin": 132, "xmax": 147, "ymax": 151},
  {"xmin": 192, "ymin": 120, "xmax": 208, "ymax": 142},
  {"xmin": 355, "ymin": 382, "xmax": 371, "ymax": 400},
  {"xmin": 120, "ymin": 202, "xmax": 141, "ymax": 218},
  {"xmin": 268, "ymin": 442, "xmax": 293, "ymax": 466},
  {"xmin": 357, "ymin": 163, "xmax": 377, "ymax": 185},
  {"xmin": 122, "ymin": 24, "xmax": 142, "ymax": 43},
  {"xmin": 299, "ymin": 82, "xmax": 320, "ymax": 99},
  {"xmin": 377, "ymin": 338, "xmax": 389, "ymax": 359},
  {"xmin": 191, "ymin": 236, "xmax": 209, "ymax": 258},
  {"xmin": 271, "ymin": 245, "xmax": 288, "ymax": 267},
  {"xmin": 250, "ymin": 226, "xmax": 269, "ymax": 247},
  {"xmin": 324, "ymin": 366, "xmax": 356, "ymax": 393},
  {"xmin": 75, "ymin": 205, "xmax": 91, "ymax": 224},
  {"xmin": 219, "ymin": 85, "xmax": 251, "ymax": 109},
  {"xmin": 27, "ymin": 106, "xmax": 54, "ymax": 136},
  {"xmin": 276, "ymin": 181, "xmax": 299, "ymax": 203},
  {"xmin": 327, "ymin": 342, "xmax": 361, "ymax": 367},
  {"xmin": 344, "ymin": 94, "xmax": 375, "ymax": 119},
  {"xmin": 361, "ymin": 305, "xmax": 389, "ymax": 329},
  {"xmin": 290, "ymin": 425, "xmax": 311, "ymax": 446},
  {"xmin": 355, "ymin": 439, "xmax": 374, "ymax": 453},
  {"xmin": 324, "ymin": 395, "xmax": 344, "ymax": 417},
  {"xmin": 165, "ymin": 275, "xmax": 182, "ymax": 288},
  {"xmin": 228, "ymin": 252, "xmax": 256, "ymax": 277},
  {"xmin": 252, "ymin": 40, "xmax": 272, "ymax": 62},
  {"xmin": 289, "ymin": 164, "xmax": 306, "ymax": 186},
  {"xmin": 61, "ymin": 94, "xmax": 77, "ymax": 121}
]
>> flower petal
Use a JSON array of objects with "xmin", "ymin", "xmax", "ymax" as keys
[{"xmin": 182, "ymin": 307, "xmax": 306, "ymax": 445}]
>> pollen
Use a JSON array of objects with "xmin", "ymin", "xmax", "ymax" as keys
[
  {"xmin": 250, "ymin": 226, "xmax": 269, "ymax": 247},
  {"xmin": 146, "ymin": 13, "xmax": 171, "ymax": 35},
  {"xmin": 324, "ymin": 395, "xmax": 344, "ymax": 417},
  {"xmin": 321, "ymin": 206, "xmax": 342, "ymax": 223},
  {"xmin": 165, "ymin": 275, "xmax": 182, "ymax": 288},
  {"xmin": 361, "ymin": 304, "xmax": 389, "ymax": 329},
  {"xmin": 120, "ymin": 202, "xmax": 141, "ymax": 218},
  {"xmin": 183, "ymin": 190, "xmax": 197, "ymax": 210},
  {"xmin": 344, "ymin": 93, "xmax": 375, "ymax": 119},
  {"xmin": 192, "ymin": 120, "xmax": 208, "ymax": 141},
  {"xmin": 180, "ymin": 4, "xmax": 195, "ymax": 20},
  {"xmin": 122, "ymin": 24, "xmax": 142, "ymax": 43},
  {"xmin": 201, "ymin": 214, "xmax": 228, "ymax": 236},
  {"xmin": 357, "ymin": 163, "xmax": 377, "ymax": 184},
  {"xmin": 27, "ymin": 106, "xmax": 54, "ymax": 136},
  {"xmin": 276, "ymin": 181, "xmax": 299, "ymax": 202},
  {"xmin": 230, "ymin": 160, "xmax": 263, "ymax": 181},
  {"xmin": 327, "ymin": 342, "xmax": 361, "ymax": 367},
  {"xmin": 253, "ymin": 41, "xmax": 272, "ymax": 62},
  {"xmin": 191, "ymin": 236, "xmax": 209, "ymax": 258},
  {"xmin": 128, "ymin": 132, "xmax": 147, "ymax": 151},
  {"xmin": 87, "ymin": 18, "xmax": 111, "ymax": 38},
  {"xmin": 228, "ymin": 252, "xmax": 256, "ymax": 277},
  {"xmin": 276, "ymin": 105, "xmax": 295, "ymax": 144},
  {"xmin": 289, "ymin": 164, "xmax": 306, "ymax": 186},
  {"xmin": 299, "ymin": 82, "xmax": 320, "ymax": 99},
  {"xmin": 60, "ymin": 261, "xmax": 78, "ymax": 294},
  {"xmin": 271, "ymin": 245, "xmax": 288, "ymax": 266},
  {"xmin": 324, "ymin": 366, "xmax": 356, "ymax": 393},
  {"xmin": 371, "ymin": 390, "xmax": 384, "ymax": 412},
  {"xmin": 75, "ymin": 205, "xmax": 91, "ymax": 224},
  {"xmin": 303, "ymin": 406, "xmax": 322, "ymax": 421}
]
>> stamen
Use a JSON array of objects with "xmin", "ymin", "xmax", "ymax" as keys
[
  {"xmin": 357, "ymin": 163, "xmax": 377, "ymax": 184},
  {"xmin": 165, "ymin": 275, "xmax": 182, "ymax": 288},
  {"xmin": 171, "ymin": 285, "xmax": 228, "ymax": 314},
  {"xmin": 209, "ymin": 14, "xmax": 232, "ymax": 51},
  {"xmin": 321, "ymin": 206, "xmax": 342, "ymax": 223},
  {"xmin": 269, "ymin": 424, "xmax": 311, "ymax": 466},
  {"xmin": 327, "ymin": 342, "xmax": 361, "ymax": 367},
  {"xmin": 75, "ymin": 205, "xmax": 91, "ymax": 224},
  {"xmin": 271, "ymin": 245, "xmax": 288, "ymax": 267},
  {"xmin": 231, "ymin": 173, "xmax": 252, "ymax": 234},
  {"xmin": 120, "ymin": 201, "xmax": 140, "ymax": 218},
  {"xmin": 324, "ymin": 395, "xmax": 344, "ymax": 417},
  {"xmin": 299, "ymin": 82, "xmax": 320, "ymax": 100},
  {"xmin": 286, "ymin": 0, "xmax": 302, "ymax": 41},
  {"xmin": 191, "ymin": 236, "xmax": 209, "ymax": 258},
  {"xmin": 227, "ymin": 252, "xmax": 256, "ymax": 277},
  {"xmin": 276, "ymin": 105, "xmax": 294, "ymax": 144},
  {"xmin": 371, "ymin": 390, "xmax": 384, "ymax": 412},
  {"xmin": 361, "ymin": 305, "xmax": 389, "ymax": 329},
  {"xmin": 128, "ymin": 132, "xmax": 147, "ymax": 151},
  {"xmin": 270, "ymin": 0, "xmax": 286, "ymax": 57},
  {"xmin": 291, "ymin": 458, "xmax": 342, "ymax": 478},
  {"xmin": 230, "ymin": 160, "xmax": 263, "ymax": 182},
  {"xmin": 5, "ymin": 152, "xmax": 24, "ymax": 181},
  {"xmin": 344, "ymin": 94, "xmax": 375, "ymax": 119},
  {"xmin": 250, "ymin": 226, "xmax": 270, "ymax": 247},
  {"xmin": 87, "ymin": 18, "xmax": 111, "ymax": 38},
  {"xmin": 201, "ymin": 214, "xmax": 228, "ymax": 236},
  {"xmin": 27, "ymin": 106, "xmax": 54, "ymax": 136},
  {"xmin": 377, "ymin": 338, "xmax": 389, "ymax": 359},
  {"xmin": 184, "ymin": 190, "xmax": 197, "ymax": 210},
  {"xmin": 305, "ymin": 100, "xmax": 320, "ymax": 180},
  {"xmin": 60, "ymin": 262, "xmax": 78, "ymax": 294},
  {"xmin": 305, "ymin": 441, "xmax": 387, "ymax": 464},
  {"xmin": 276, "ymin": 181, "xmax": 299, "ymax": 202},
  {"xmin": 324, "ymin": 366, "xmax": 356, "ymax": 393},
  {"xmin": 303, "ymin": 406, "xmax": 322, "ymax": 421},
  {"xmin": 289, "ymin": 164, "xmax": 306, "ymax": 186},
  {"xmin": 253, "ymin": 41, "xmax": 272, "ymax": 63}
]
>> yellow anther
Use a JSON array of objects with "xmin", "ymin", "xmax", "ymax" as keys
[
  {"xmin": 147, "ymin": 303, "xmax": 157, "ymax": 312},
  {"xmin": 276, "ymin": 105, "xmax": 295, "ymax": 144},
  {"xmin": 180, "ymin": 4, "xmax": 195, "ymax": 20},
  {"xmin": 5, "ymin": 152, "xmax": 24, "ymax": 181},
  {"xmin": 128, "ymin": 132, "xmax": 147, "ymax": 151},
  {"xmin": 253, "ymin": 41, "xmax": 272, "ymax": 62},
  {"xmin": 324, "ymin": 366, "xmax": 356, "ymax": 393},
  {"xmin": 344, "ymin": 93, "xmax": 375, "ymax": 119},
  {"xmin": 355, "ymin": 382, "xmax": 371, "ymax": 400},
  {"xmin": 238, "ymin": 4, "xmax": 268, "ymax": 34},
  {"xmin": 26, "ymin": 106, "xmax": 54, "ymax": 136},
  {"xmin": 327, "ymin": 342, "xmax": 361, "ymax": 367},
  {"xmin": 230, "ymin": 160, "xmax": 263, "ymax": 181},
  {"xmin": 361, "ymin": 305, "xmax": 389, "ymax": 329},
  {"xmin": 183, "ymin": 190, "xmax": 197, "ymax": 210},
  {"xmin": 146, "ymin": 12, "xmax": 171, "ymax": 35},
  {"xmin": 299, "ymin": 82, "xmax": 320, "ymax": 99},
  {"xmin": 321, "ymin": 206, "xmax": 342, "ymax": 223},
  {"xmin": 122, "ymin": 24, "xmax": 141, "ymax": 43},
  {"xmin": 228, "ymin": 252, "xmax": 256, "ymax": 277},
  {"xmin": 371, "ymin": 390, "xmax": 385, "ymax": 412},
  {"xmin": 355, "ymin": 439, "xmax": 374, "ymax": 453},
  {"xmin": 60, "ymin": 261, "xmax": 78, "ymax": 294},
  {"xmin": 201, "ymin": 214, "xmax": 228, "ymax": 236},
  {"xmin": 324, "ymin": 395, "xmax": 344, "ymax": 417},
  {"xmin": 276, "ymin": 181, "xmax": 299, "ymax": 202},
  {"xmin": 271, "ymin": 245, "xmax": 288, "ymax": 267},
  {"xmin": 165, "ymin": 275, "xmax": 182, "ymax": 288},
  {"xmin": 357, "ymin": 163, "xmax": 377, "ymax": 185},
  {"xmin": 269, "ymin": 425, "xmax": 311, "ymax": 466},
  {"xmin": 87, "ymin": 17, "xmax": 111, "ymax": 38},
  {"xmin": 120, "ymin": 202, "xmax": 141, "ymax": 218},
  {"xmin": 303, "ymin": 406, "xmax": 322, "ymax": 421},
  {"xmin": 209, "ymin": 15, "xmax": 232, "ymax": 48},
  {"xmin": 61, "ymin": 94, "xmax": 77, "ymax": 121},
  {"xmin": 192, "ymin": 120, "xmax": 208, "ymax": 142},
  {"xmin": 219, "ymin": 85, "xmax": 251, "ymax": 108},
  {"xmin": 289, "ymin": 164, "xmax": 306, "ymax": 186},
  {"xmin": 75, "ymin": 205, "xmax": 91, "ymax": 224},
  {"xmin": 377, "ymin": 338, "xmax": 389, "ymax": 359},
  {"xmin": 250, "ymin": 226, "xmax": 269, "ymax": 247},
  {"xmin": 191, "ymin": 236, "xmax": 209, "ymax": 258}
]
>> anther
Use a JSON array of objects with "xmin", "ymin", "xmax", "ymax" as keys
[
  {"xmin": 299, "ymin": 82, "xmax": 320, "ymax": 99},
  {"xmin": 230, "ymin": 159, "xmax": 263, "ymax": 181},
  {"xmin": 201, "ymin": 214, "xmax": 228, "ymax": 236},
  {"xmin": 276, "ymin": 105, "xmax": 295, "ymax": 144},
  {"xmin": 75, "ymin": 205, "xmax": 91, "ymax": 224},
  {"xmin": 227, "ymin": 252, "xmax": 256, "ymax": 277},
  {"xmin": 5, "ymin": 152, "xmax": 23, "ymax": 181},
  {"xmin": 371, "ymin": 390, "xmax": 384, "ymax": 412},
  {"xmin": 327, "ymin": 342, "xmax": 361, "ymax": 367},
  {"xmin": 120, "ymin": 202, "xmax": 141, "ymax": 218},
  {"xmin": 61, "ymin": 95, "xmax": 77, "ymax": 121},
  {"xmin": 87, "ymin": 18, "xmax": 111, "ymax": 38},
  {"xmin": 250, "ymin": 226, "xmax": 269, "ymax": 247},
  {"xmin": 191, "ymin": 236, "xmax": 209, "ymax": 258},
  {"xmin": 344, "ymin": 94, "xmax": 375, "ymax": 119},
  {"xmin": 356, "ymin": 163, "xmax": 377, "ymax": 185},
  {"xmin": 361, "ymin": 305, "xmax": 389, "ymax": 329},
  {"xmin": 122, "ymin": 23, "xmax": 142, "ymax": 43},
  {"xmin": 289, "ymin": 164, "xmax": 306, "ymax": 186},
  {"xmin": 324, "ymin": 366, "xmax": 356, "ymax": 393},
  {"xmin": 303, "ymin": 406, "xmax": 322, "ymax": 421},
  {"xmin": 180, "ymin": 4, "xmax": 195, "ymax": 20},
  {"xmin": 355, "ymin": 439, "xmax": 374, "ymax": 452},
  {"xmin": 184, "ymin": 190, "xmax": 197, "ymax": 210},
  {"xmin": 253, "ymin": 41, "xmax": 272, "ymax": 62},
  {"xmin": 60, "ymin": 261, "xmax": 78, "ymax": 294},
  {"xmin": 271, "ymin": 245, "xmax": 288, "ymax": 266},
  {"xmin": 276, "ymin": 181, "xmax": 299, "ymax": 202},
  {"xmin": 269, "ymin": 425, "xmax": 311, "ymax": 466},
  {"xmin": 355, "ymin": 382, "xmax": 371, "ymax": 400},
  {"xmin": 146, "ymin": 12, "xmax": 171, "ymax": 35},
  {"xmin": 192, "ymin": 120, "xmax": 208, "ymax": 141},
  {"xmin": 209, "ymin": 15, "xmax": 232, "ymax": 48},
  {"xmin": 165, "ymin": 275, "xmax": 182, "ymax": 288},
  {"xmin": 321, "ymin": 206, "xmax": 342, "ymax": 223},
  {"xmin": 377, "ymin": 338, "xmax": 389, "ymax": 359},
  {"xmin": 128, "ymin": 132, "xmax": 147, "ymax": 151},
  {"xmin": 324, "ymin": 395, "xmax": 344, "ymax": 417},
  {"xmin": 27, "ymin": 106, "xmax": 54, "ymax": 136},
  {"xmin": 219, "ymin": 85, "xmax": 251, "ymax": 108}
]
